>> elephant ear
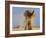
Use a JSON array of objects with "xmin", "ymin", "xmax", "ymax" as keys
[{"xmin": 24, "ymin": 10, "xmax": 29, "ymax": 17}]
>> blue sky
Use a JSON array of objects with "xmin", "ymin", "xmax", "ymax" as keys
[{"xmin": 12, "ymin": 7, "xmax": 40, "ymax": 27}]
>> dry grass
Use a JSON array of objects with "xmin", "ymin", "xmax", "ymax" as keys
[{"xmin": 12, "ymin": 25, "xmax": 40, "ymax": 31}]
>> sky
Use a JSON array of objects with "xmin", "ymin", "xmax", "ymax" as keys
[{"xmin": 12, "ymin": 7, "xmax": 40, "ymax": 27}]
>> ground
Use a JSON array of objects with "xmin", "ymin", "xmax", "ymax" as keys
[{"xmin": 13, "ymin": 25, "xmax": 40, "ymax": 31}]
